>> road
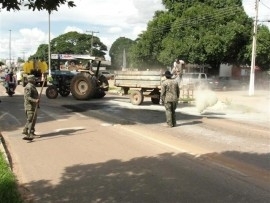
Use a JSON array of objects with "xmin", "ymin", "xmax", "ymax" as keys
[{"xmin": 0, "ymin": 84, "xmax": 269, "ymax": 202}]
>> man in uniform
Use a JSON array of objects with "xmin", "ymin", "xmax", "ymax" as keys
[
  {"xmin": 22, "ymin": 75, "xmax": 39, "ymax": 140},
  {"xmin": 161, "ymin": 70, "xmax": 180, "ymax": 127}
]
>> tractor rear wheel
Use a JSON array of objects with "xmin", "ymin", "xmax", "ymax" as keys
[
  {"xmin": 93, "ymin": 89, "xmax": 106, "ymax": 98},
  {"xmin": 70, "ymin": 73, "xmax": 96, "ymax": 100},
  {"xmin": 98, "ymin": 75, "xmax": 109, "ymax": 91}
]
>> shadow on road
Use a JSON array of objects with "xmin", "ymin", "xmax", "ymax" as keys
[
  {"xmin": 20, "ymin": 152, "xmax": 270, "ymax": 202},
  {"xmin": 0, "ymin": 92, "xmax": 223, "ymax": 132}
]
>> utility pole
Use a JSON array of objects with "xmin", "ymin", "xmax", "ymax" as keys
[
  {"xmin": 22, "ymin": 51, "xmax": 25, "ymax": 61},
  {"xmin": 9, "ymin": 29, "xmax": 12, "ymax": 68},
  {"xmin": 48, "ymin": 12, "xmax": 51, "ymax": 76},
  {"xmin": 249, "ymin": 0, "xmax": 259, "ymax": 96},
  {"xmin": 86, "ymin": 30, "xmax": 99, "ymax": 56}
]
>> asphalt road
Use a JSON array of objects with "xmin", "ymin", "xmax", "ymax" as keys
[{"xmin": 0, "ymin": 84, "xmax": 269, "ymax": 202}]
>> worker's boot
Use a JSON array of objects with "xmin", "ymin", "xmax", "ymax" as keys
[
  {"xmin": 29, "ymin": 130, "xmax": 40, "ymax": 138},
  {"xmin": 22, "ymin": 128, "xmax": 28, "ymax": 135},
  {"xmin": 22, "ymin": 136, "xmax": 34, "ymax": 141}
]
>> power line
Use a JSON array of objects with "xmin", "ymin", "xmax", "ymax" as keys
[
  {"xmin": 86, "ymin": 30, "xmax": 99, "ymax": 56},
  {"xmin": 146, "ymin": 6, "xmax": 251, "ymax": 34},
  {"xmin": 260, "ymin": 0, "xmax": 270, "ymax": 10}
]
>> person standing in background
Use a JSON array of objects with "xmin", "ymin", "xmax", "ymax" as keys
[
  {"xmin": 171, "ymin": 59, "xmax": 185, "ymax": 88},
  {"xmin": 161, "ymin": 70, "xmax": 180, "ymax": 127}
]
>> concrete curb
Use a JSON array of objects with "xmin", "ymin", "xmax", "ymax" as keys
[{"xmin": 0, "ymin": 132, "xmax": 11, "ymax": 168}]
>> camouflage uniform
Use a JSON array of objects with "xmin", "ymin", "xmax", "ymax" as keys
[
  {"xmin": 22, "ymin": 75, "xmax": 39, "ymax": 138},
  {"xmin": 161, "ymin": 71, "xmax": 180, "ymax": 127}
]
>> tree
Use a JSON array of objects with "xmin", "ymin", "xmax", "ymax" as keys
[
  {"xmin": 30, "ymin": 31, "xmax": 107, "ymax": 62},
  {"xmin": 17, "ymin": 57, "xmax": 25, "ymax": 63},
  {"xmin": 29, "ymin": 44, "xmax": 48, "ymax": 61},
  {"xmin": 130, "ymin": 10, "xmax": 174, "ymax": 69},
  {"xmin": 109, "ymin": 37, "xmax": 135, "ymax": 69},
  {"xmin": 244, "ymin": 25, "xmax": 270, "ymax": 71},
  {"xmin": 131, "ymin": 0, "xmax": 254, "ymax": 73},
  {"xmin": 50, "ymin": 31, "xmax": 107, "ymax": 57},
  {"xmin": 0, "ymin": 0, "xmax": 75, "ymax": 13}
]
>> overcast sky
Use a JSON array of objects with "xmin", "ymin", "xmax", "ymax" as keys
[{"xmin": 0, "ymin": 0, "xmax": 269, "ymax": 62}]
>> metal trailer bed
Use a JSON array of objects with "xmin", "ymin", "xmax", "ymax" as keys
[{"xmin": 114, "ymin": 70, "xmax": 163, "ymax": 105}]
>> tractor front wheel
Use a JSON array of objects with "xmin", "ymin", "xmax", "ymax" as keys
[{"xmin": 46, "ymin": 85, "xmax": 58, "ymax": 99}]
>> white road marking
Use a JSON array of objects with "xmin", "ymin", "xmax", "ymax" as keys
[
  {"xmin": 0, "ymin": 112, "xmax": 21, "ymax": 125},
  {"xmin": 101, "ymin": 123, "xmax": 113, "ymax": 126},
  {"xmin": 74, "ymin": 112, "xmax": 87, "ymax": 118},
  {"xmin": 122, "ymin": 126, "xmax": 196, "ymax": 156},
  {"xmin": 54, "ymin": 127, "xmax": 85, "ymax": 132}
]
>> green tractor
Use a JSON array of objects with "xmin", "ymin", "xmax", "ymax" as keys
[{"xmin": 46, "ymin": 56, "xmax": 109, "ymax": 100}]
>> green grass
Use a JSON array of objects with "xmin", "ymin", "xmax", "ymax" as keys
[{"xmin": 0, "ymin": 151, "xmax": 23, "ymax": 203}]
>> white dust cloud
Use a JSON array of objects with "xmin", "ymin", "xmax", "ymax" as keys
[{"xmin": 195, "ymin": 89, "xmax": 218, "ymax": 113}]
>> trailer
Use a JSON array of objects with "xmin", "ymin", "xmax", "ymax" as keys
[{"xmin": 114, "ymin": 70, "xmax": 164, "ymax": 105}]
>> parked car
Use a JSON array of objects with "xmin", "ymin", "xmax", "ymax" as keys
[
  {"xmin": 210, "ymin": 76, "xmax": 244, "ymax": 91},
  {"xmin": 100, "ymin": 71, "xmax": 114, "ymax": 80},
  {"xmin": 181, "ymin": 72, "xmax": 213, "ymax": 89},
  {"xmin": 208, "ymin": 76, "xmax": 230, "ymax": 90}
]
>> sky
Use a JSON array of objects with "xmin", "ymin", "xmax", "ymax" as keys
[{"xmin": 0, "ymin": 0, "xmax": 269, "ymax": 63}]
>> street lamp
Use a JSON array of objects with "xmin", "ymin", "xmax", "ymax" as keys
[{"xmin": 48, "ymin": 12, "xmax": 51, "ymax": 76}]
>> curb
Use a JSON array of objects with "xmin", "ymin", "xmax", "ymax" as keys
[{"xmin": 0, "ymin": 132, "xmax": 11, "ymax": 168}]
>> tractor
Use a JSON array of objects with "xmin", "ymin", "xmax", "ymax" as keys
[{"xmin": 46, "ymin": 56, "xmax": 109, "ymax": 100}]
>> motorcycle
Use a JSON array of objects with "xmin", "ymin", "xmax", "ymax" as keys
[
  {"xmin": 6, "ymin": 82, "xmax": 16, "ymax": 97},
  {"xmin": 3, "ymin": 72, "xmax": 17, "ymax": 97}
]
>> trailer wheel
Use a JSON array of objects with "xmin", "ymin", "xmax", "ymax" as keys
[
  {"xmin": 130, "ymin": 90, "xmax": 144, "ymax": 105},
  {"xmin": 70, "ymin": 73, "xmax": 96, "ymax": 100},
  {"xmin": 150, "ymin": 89, "xmax": 160, "ymax": 104},
  {"xmin": 46, "ymin": 85, "xmax": 58, "ymax": 99},
  {"xmin": 151, "ymin": 93, "xmax": 160, "ymax": 104}
]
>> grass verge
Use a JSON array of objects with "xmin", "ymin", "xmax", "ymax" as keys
[{"xmin": 0, "ymin": 150, "xmax": 23, "ymax": 202}]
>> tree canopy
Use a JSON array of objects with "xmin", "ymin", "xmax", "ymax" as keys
[
  {"xmin": 0, "ymin": 0, "xmax": 75, "ymax": 13},
  {"xmin": 248, "ymin": 25, "xmax": 270, "ymax": 70},
  {"xmin": 30, "ymin": 31, "xmax": 107, "ymax": 61},
  {"xmin": 131, "ymin": 0, "xmax": 263, "ymax": 72},
  {"xmin": 109, "ymin": 37, "xmax": 135, "ymax": 69}
]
